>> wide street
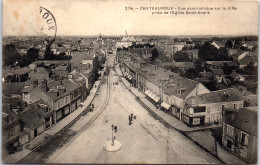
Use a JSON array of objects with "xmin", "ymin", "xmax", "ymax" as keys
[{"xmin": 43, "ymin": 52, "xmax": 221, "ymax": 164}]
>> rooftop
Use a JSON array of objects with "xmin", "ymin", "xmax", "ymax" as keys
[
  {"xmin": 225, "ymin": 106, "xmax": 257, "ymax": 136},
  {"xmin": 186, "ymin": 88, "xmax": 244, "ymax": 106}
]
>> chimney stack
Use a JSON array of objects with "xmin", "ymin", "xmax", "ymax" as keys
[
  {"xmin": 42, "ymin": 79, "xmax": 48, "ymax": 92},
  {"xmin": 169, "ymin": 75, "xmax": 175, "ymax": 84}
]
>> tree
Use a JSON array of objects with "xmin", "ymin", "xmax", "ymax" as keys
[
  {"xmin": 243, "ymin": 62, "xmax": 257, "ymax": 76},
  {"xmin": 234, "ymin": 39, "xmax": 241, "ymax": 49},
  {"xmin": 225, "ymin": 40, "xmax": 233, "ymax": 48},
  {"xmin": 151, "ymin": 48, "xmax": 159, "ymax": 61},
  {"xmin": 173, "ymin": 51, "xmax": 191, "ymax": 62},
  {"xmin": 173, "ymin": 38, "xmax": 179, "ymax": 42},
  {"xmin": 26, "ymin": 48, "xmax": 39, "ymax": 60},
  {"xmin": 3, "ymin": 43, "xmax": 20, "ymax": 67},
  {"xmin": 185, "ymin": 68, "xmax": 196, "ymax": 79},
  {"xmin": 198, "ymin": 41, "xmax": 217, "ymax": 60},
  {"xmin": 198, "ymin": 41, "xmax": 231, "ymax": 61}
]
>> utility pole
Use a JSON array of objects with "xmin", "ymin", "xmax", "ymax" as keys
[{"xmin": 111, "ymin": 124, "xmax": 114, "ymax": 145}]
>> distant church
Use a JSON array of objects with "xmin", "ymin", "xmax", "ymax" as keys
[{"xmin": 116, "ymin": 31, "xmax": 136, "ymax": 48}]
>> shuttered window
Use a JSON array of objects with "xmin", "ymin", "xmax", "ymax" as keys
[
  {"xmin": 238, "ymin": 131, "xmax": 249, "ymax": 146},
  {"xmin": 226, "ymin": 124, "xmax": 234, "ymax": 137}
]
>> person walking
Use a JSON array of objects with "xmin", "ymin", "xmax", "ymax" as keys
[{"xmin": 128, "ymin": 115, "xmax": 132, "ymax": 125}]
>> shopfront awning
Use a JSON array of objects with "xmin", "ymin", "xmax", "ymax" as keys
[
  {"xmin": 153, "ymin": 96, "xmax": 160, "ymax": 103},
  {"xmin": 161, "ymin": 102, "xmax": 171, "ymax": 110},
  {"xmin": 148, "ymin": 92, "xmax": 155, "ymax": 99},
  {"xmin": 145, "ymin": 90, "xmax": 150, "ymax": 95},
  {"xmin": 150, "ymin": 92, "xmax": 156, "ymax": 99}
]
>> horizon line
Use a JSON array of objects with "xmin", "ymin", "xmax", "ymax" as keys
[{"xmin": 3, "ymin": 34, "xmax": 258, "ymax": 37}]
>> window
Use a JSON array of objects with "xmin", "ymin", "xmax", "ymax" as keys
[
  {"xmin": 226, "ymin": 124, "xmax": 234, "ymax": 137},
  {"xmin": 189, "ymin": 108, "xmax": 194, "ymax": 115},
  {"xmin": 240, "ymin": 103, "xmax": 244, "ymax": 108},
  {"xmin": 193, "ymin": 106, "xmax": 206, "ymax": 113},
  {"xmin": 239, "ymin": 131, "xmax": 249, "ymax": 146},
  {"xmin": 226, "ymin": 138, "xmax": 233, "ymax": 150},
  {"xmin": 215, "ymin": 115, "xmax": 221, "ymax": 122},
  {"xmin": 234, "ymin": 104, "xmax": 238, "ymax": 110},
  {"xmin": 206, "ymin": 106, "xmax": 210, "ymax": 113},
  {"xmin": 65, "ymin": 97, "xmax": 68, "ymax": 104},
  {"xmin": 221, "ymin": 104, "xmax": 225, "ymax": 111},
  {"xmin": 57, "ymin": 100, "xmax": 60, "ymax": 108},
  {"xmin": 177, "ymin": 89, "xmax": 181, "ymax": 95}
]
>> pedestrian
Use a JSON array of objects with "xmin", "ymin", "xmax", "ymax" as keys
[
  {"xmin": 128, "ymin": 115, "xmax": 131, "ymax": 125},
  {"xmin": 131, "ymin": 113, "xmax": 133, "ymax": 119},
  {"xmin": 114, "ymin": 126, "xmax": 118, "ymax": 132},
  {"xmin": 92, "ymin": 104, "xmax": 94, "ymax": 108},
  {"xmin": 90, "ymin": 104, "xmax": 94, "ymax": 112}
]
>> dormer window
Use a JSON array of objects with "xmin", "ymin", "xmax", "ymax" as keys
[
  {"xmin": 177, "ymin": 88, "xmax": 186, "ymax": 95},
  {"xmin": 177, "ymin": 89, "xmax": 182, "ymax": 95}
]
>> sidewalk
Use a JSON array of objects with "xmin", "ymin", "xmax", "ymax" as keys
[
  {"xmin": 114, "ymin": 65, "xmax": 221, "ymax": 133},
  {"xmin": 3, "ymin": 70, "xmax": 106, "ymax": 164}
]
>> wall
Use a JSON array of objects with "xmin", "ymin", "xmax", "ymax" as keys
[
  {"xmin": 54, "ymin": 95, "xmax": 70, "ymax": 110},
  {"xmin": 170, "ymin": 94, "xmax": 184, "ymax": 108},
  {"xmin": 187, "ymin": 100, "xmax": 244, "ymax": 124}
]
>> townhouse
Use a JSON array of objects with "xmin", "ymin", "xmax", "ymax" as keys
[
  {"xmin": 222, "ymin": 106, "xmax": 257, "ymax": 164},
  {"xmin": 21, "ymin": 78, "xmax": 82, "ymax": 124},
  {"xmin": 185, "ymin": 88, "xmax": 244, "ymax": 126},
  {"xmin": 162, "ymin": 75, "xmax": 210, "ymax": 121}
]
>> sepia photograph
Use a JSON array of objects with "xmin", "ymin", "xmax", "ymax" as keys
[{"xmin": 2, "ymin": 0, "xmax": 258, "ymax": 164}]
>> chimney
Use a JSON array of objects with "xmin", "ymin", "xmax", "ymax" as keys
[
  {"xmin": 68, "ymin": 74, "xmax": 73, "ymax": 79},
  {"xmin": 42, "ymin": 79, "xmax": 48, "ymax": 92},
  {"xmin": 169, "ymin": 75, "xmax": 175, "ymax": 84}
]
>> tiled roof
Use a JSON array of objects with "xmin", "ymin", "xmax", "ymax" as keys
[
  {"xmin": 19, "ymin": 104, "xmax": 44, "ymax": 130},
  {"xmin": 3, "ymin": 67, "xmax": 31, "ymax": 76},
  {"xmin": 173, "ymin": 62, "xmax": 195, "ymax": 69},
  {"xmin": 30, "ymin": 86, "xmax": 53, "ymax": 108},
  {"xmin": 186, "ymin": 88, "xmax": 244, "ymax": 105},
  {"xmin": 2, "ymin": 82, "xmax": 26, "ymax": 96},
  {"xmin": 62, "ymin": 79, "xmax": 81, "ymax": 92},
  {"xmin": 199, "ymin": 72, "xmax": 213, "ymax": 79},
  {"xmin": 164, "ymin": 77, "xmax": 199, "ymax": 99},
  {"xmin": 54, "ymin": 65, "xmax": 68, "ymax": 71},
  {"xmin": 225, "ymin": 106, "xmax": 257, "ymax": 136},
  {"xmin": 21, "ymin": 84, "xmax": 35, "ymax": 93},
  {"xmin": 229, "ymin": 71, "xmax": 244, "ymax": 79},
  {"xmin": 2, "ymin": 103, "xmax": 20, "ymax": 127},
  {"xmin": 211, "ymin": 69, "xmax": 225, "ymax": 75}
]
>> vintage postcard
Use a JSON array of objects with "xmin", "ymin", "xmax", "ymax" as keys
[{"xmin": 2, "ymin": 0, "xmax": 258, "ymax": 164}]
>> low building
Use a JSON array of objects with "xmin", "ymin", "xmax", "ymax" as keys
[
  {"xmin": 222, "ymin": 106, "xmax": 257, "ymax": 164},
  {"xmin": 185, "ymin": 88, "xmax": 244, "ymax": 126},
  {"xmin": 229, "ymin": 71, "xmax": 245, "ymax": 82},
  {"xmin": 2, "ymin": 102, "xmax": 23, "ymax": 154},
  {"xmin": 211, "ymin": 69, "xmax": 225, "ymax": 83}
]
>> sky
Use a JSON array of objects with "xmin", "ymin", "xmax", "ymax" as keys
[{"xmin": 3, "ymin": 0, "xmax": 259, "ymax": 36}]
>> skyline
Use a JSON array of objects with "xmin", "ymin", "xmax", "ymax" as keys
[{"xmin": 3, "ymin": 0, "xmax": 258, "ymax": 36}]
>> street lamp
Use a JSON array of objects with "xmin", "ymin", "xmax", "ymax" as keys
[{"xmin": 111, "ymin": 124, "xmax": 117, "ymax": 146}]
